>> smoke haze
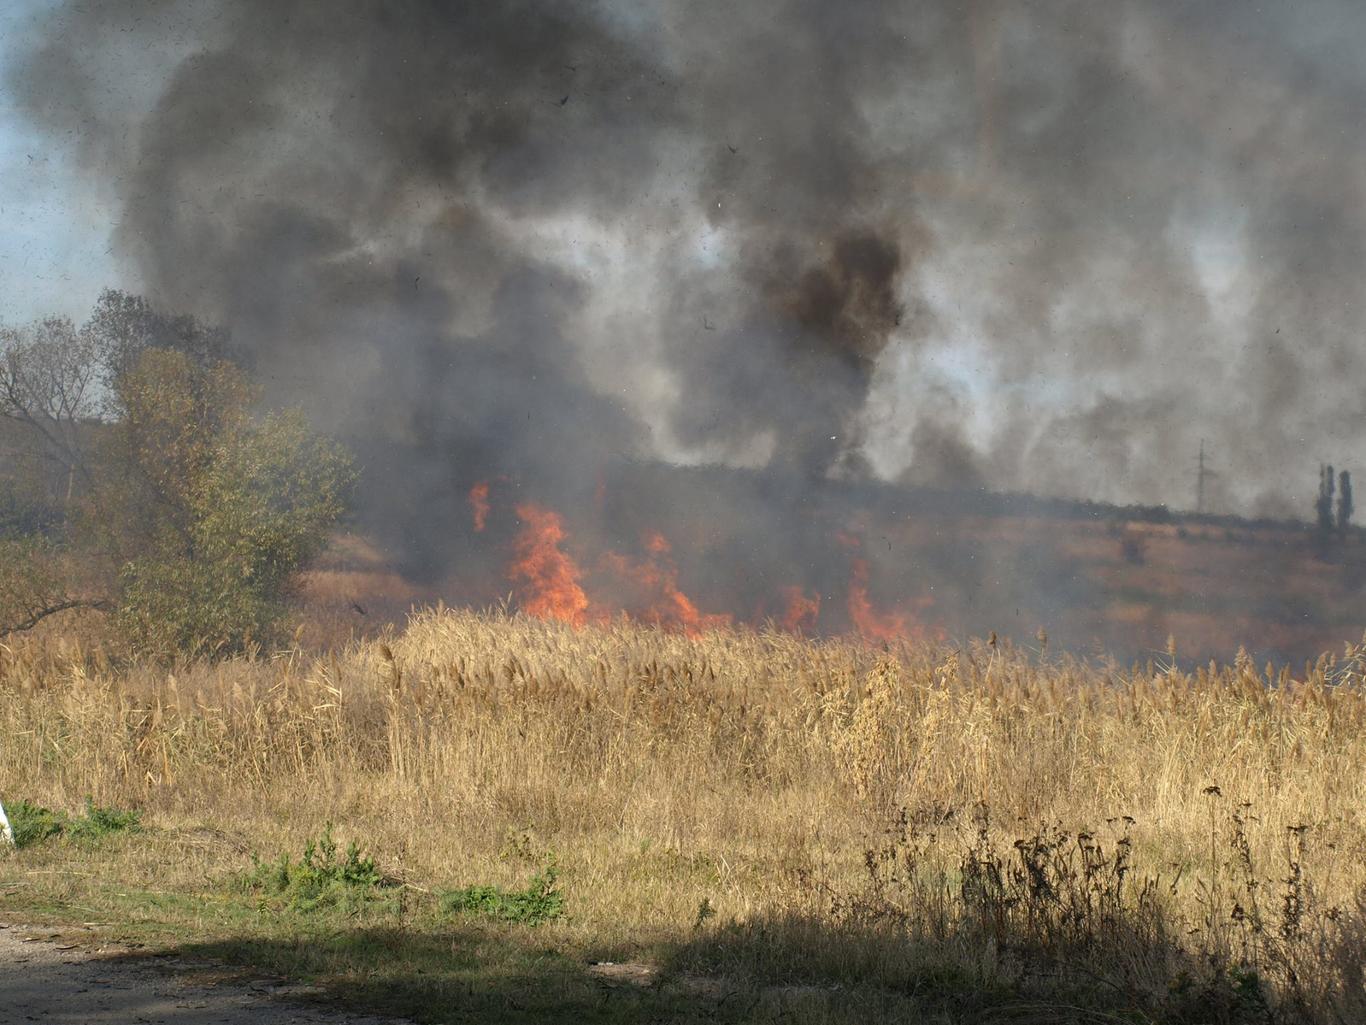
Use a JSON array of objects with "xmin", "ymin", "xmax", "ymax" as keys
[{"xmin": 10, "ymin": 0, "xmax": 1366, "ymax": 656}]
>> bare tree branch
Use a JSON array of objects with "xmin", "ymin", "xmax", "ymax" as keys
[
  {"xmin": 0, "ymin": 597, "xmax": 110, "ymax": 638},
  {"xmin": 0, "ymin": 538, "xmax": 109, "ymax": 639}
]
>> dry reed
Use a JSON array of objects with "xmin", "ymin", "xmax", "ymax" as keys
[{"xmin": 3, "ymin": 608, "xmax": 1365, "ymax": 1020}]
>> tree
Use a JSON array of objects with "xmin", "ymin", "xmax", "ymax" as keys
[
  {"xmin": 0, "ymin": 536, "xmax": 108, "ymax": 634},
  {"xmin": 0, "ymin": 316, "xmax": 102, "ymax": 496},
  {"xmin": 94, "ymin": 347, "xmax": 256, "ymax": 561},
  {"xmin": 0, "ymin": 289, "xmax": 234, "ymax": 518},
  {"xmin": 1316, "ymin": 463, "xmax": 1336, "ymax": 536},
  {"xmin": 1339, "ymin": 469, "xmax": 1354, "ymax": 534},
  {"xmin": 86, "ymin": 287, "xmax": 242, "ymax": 382},
  {"xmin": 114, "ymin": 393, "xmax": 354, "ymax": 658},
  {"xmin": 0, "ymin": 295, "xmax": 354, "ymax": 656}
]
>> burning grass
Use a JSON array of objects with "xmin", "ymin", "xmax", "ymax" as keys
[
  {"xmin": 477, "ymin": 482, "xmax": 933, "ymax": 641},
  {"xmin": 2, "ymin": 610, "xmax": 1366, "ymax": 1022}
]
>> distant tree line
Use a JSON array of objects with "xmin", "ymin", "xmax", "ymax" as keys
[
  {"xmin": 1315, "ymin": 463, "xmax": 1353, "ymax": 545},
  {"xmin": 0, "ymin": 290, "xmax": 354, "ymax": 658}
]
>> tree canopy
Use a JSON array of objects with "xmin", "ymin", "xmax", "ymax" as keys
[{"xmin": 0, "ymin": 290, "xmax": 354, "ymax": 657}]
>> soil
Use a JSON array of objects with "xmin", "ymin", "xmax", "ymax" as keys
[{"xmin": 0, "ymin": 923, "xmax": 410, "ymax": 1025}]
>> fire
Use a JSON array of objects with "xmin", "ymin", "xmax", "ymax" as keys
[
  {"xmin": 498, "ymin": 500, "xmax": 724, "ymax": 634},
  {"xmin": 468, "ymin": 481, "xmax": 490, "ymax": 532},
  {"xmin": 602, "ymin": 530, "xmax": 731, "ymax": 636},
  {"xmin": 486, "ymin": 491, "xmax": 937, "ymax": 644},
  {"xmin": 847, "ymin": 555, "xmax": 911, "ymax": 640},
  {"xmin": 841, "ymin": 533, "xmax": 940, "ymax": 642},
  {"xmin": 508, "ymin": 503, "xmax": 590, "ymax": 625},
  {"xmin": 778, "ymin": 585, "xmax": 821, "ymax": 633}
]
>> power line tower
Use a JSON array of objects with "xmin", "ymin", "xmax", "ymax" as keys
[{"xmin": 1195, "ymin": 439, "xmax": 1218, "ymax": 514}]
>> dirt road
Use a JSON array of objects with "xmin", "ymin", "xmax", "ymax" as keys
[{"xmin": 0, "ymin": 925, "xmax": 409, "ymax": 1025}]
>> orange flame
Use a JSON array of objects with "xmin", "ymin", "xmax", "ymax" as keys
[
  {"xmin": 509, "ymin": 503, "xmax": 589, "ymax": 625},
  {"xmin": 841, "ymin": 533, "xmax": 940, "ymax": 643},
  {"xmin": 602, "ymin": 531, "xmax": 731, "ymax": 636},
  {"xmin": 468, "ymin": 481, "xmax": 490, "ymax": 532},
  {"xmin": 847, "ymin": 556, "xmax": 911, "ymax": 641},
  {"xmin": 778, "ymin": 586, "xmax": 821, "ymax": 633}
]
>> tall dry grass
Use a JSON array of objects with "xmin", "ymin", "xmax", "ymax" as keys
[{"xmin": 3, "ymin": 608, "xmax": 1366, "ymax": 1019}]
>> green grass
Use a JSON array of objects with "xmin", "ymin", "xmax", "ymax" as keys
[
  {"xmin": 1, "ymin": 815, "xmax": 1331, "ymax": 1025},
  {"xmin": 0, "ymin": 829, "xmax": 749, "ymax": 1024},
  {"xmin": 0, "ymin": 819, "xmax": 933, "ymax": 1024}
]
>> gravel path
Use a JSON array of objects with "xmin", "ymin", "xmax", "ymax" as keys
[{"xmin": 0, "ymin": 924, "xmax": 410, "ymax": 1025}]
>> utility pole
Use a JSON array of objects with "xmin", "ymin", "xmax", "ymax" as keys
[{"xmin": 1195, "ymin": 440, "xmax": 1217, "ymax": 514}]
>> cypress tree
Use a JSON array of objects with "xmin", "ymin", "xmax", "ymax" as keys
[{"xmin": 1316, "ymin": 463, "xmax": 1336, "ymax": 535}]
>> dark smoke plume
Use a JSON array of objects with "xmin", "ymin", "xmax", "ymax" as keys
[
  {"xmin": 11, "ymin": 0, "xmax": 1366, "ymax": 652},
  {"xmin": 21, "ymin": 0, "xmax": 1366, "ymax": 507}
]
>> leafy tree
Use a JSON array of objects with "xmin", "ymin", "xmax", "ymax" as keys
[
  {"xmin": 94, "ymin": 347, "xmax": 255, "ymax": 558},
  {"xmin": 0, "ymin": 288, "xmax": 234, "ymax": 519},
  {"xmin": 86, "ymin": 287, "xmax": 242, "ymax": 382},
  {"xmin": 0, "ymin": 295, "xmax": 354, "ymax": 657},
  {"xmin": 114, "ymin": 395, "xmax": 354, "ymax": 658}
]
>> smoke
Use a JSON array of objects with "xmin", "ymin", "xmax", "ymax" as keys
[{"xmin": 11, "ymin": 0, "xmax": 1366, "ymax": 651}]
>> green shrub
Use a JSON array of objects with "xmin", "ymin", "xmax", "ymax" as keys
[
  {"xmin": 441, "ymin": 863, "xmax": 565, "ymax": 925},
  {"xmin": 249, "ymin": 825, "xmax": 388, "ymax": 912},
  {"xmin": 116, "ymin": 555, "xmax": 280, "ymax": 660},
  {"xmin": 5, "ymin": 798, "xmax": 139, "ymax": 849},
  {"xmin": 65, "ymin": 798, "xmax": 141, "ymax": 841},
  {"xmin": 7, "ymin": 801, "xmax": 67, "ymax": 849},
  {"xmin": 114, "ymin": 397, "xmax": 355, "ymax": 660}
]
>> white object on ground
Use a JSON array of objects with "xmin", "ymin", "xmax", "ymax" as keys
[{"xmin": 0, "ymin": 798, "xmax": 12, "ymax": 846}]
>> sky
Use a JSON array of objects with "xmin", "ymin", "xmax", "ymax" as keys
[{"xmin": 0, "ymin": 0, "xmax": 120, "ymax": 323}]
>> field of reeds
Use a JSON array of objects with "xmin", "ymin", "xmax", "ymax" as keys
[{"xmin": 3, "ymin": 608, "xmax": 1366, "ymax": 1023}]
